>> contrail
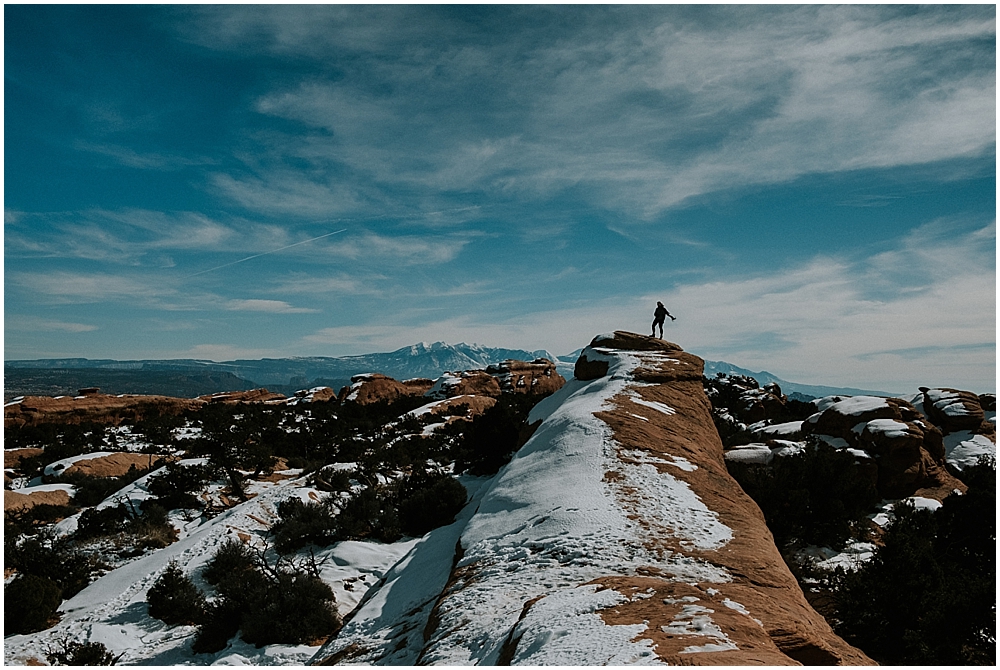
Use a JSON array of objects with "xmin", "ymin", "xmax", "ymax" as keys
[{"xmin": 185, "ymin": 228, "xmax": 347, "ymax": 278}]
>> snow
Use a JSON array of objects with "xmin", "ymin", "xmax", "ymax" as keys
[
  {"xmin": 413, "ymin": 344, "xmax": 732, "ymax": 665},
  {"xmin": 862, "ymin": 418, "xmax": 912, "ymax": 439},
  {"xmin": 942, "ymin": 430, "xmax": 996, "ymax": 470},
  {"xmin": 908, "ymin": 496, "xmax": 943, "ymax": 512},
  {"xmin": 661, "ymin": 604, "xmax": 738, "ymax": 654},
  {"xmin": 923, "ymin": 389, "xmax": 975, "ymax": 417},
  {"xmin": 818, "ymin": 395, "xmax": 890, "ymax": 417},
  {"xmin": 3, "ymin": 470, "xmax": 433, "ymax": 667},
  {"xmin": 798, "ymin": 541, "xmax": 877, "ymax": 572},
  {"xmin": 754, "ymin": 421, "xmax": 803, "ymax": 438},
  {"xmin": 424, "ymin": 372, "xmax": 464, "ymax": 399},
  {"xmin": 316, "ymin": 476, "xmax": 495, "ymax": 665}
]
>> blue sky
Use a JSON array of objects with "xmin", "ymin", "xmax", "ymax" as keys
[{"xmin": 4, "ymin": 5, "xmax": 996, "ymax": 393}]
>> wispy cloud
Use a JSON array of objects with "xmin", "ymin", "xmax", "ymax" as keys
[
  {"xmin": 322, "ymin": 231, "xmax": 475, "ymax": 265},
  {"xmin": 192, "ymin": 6, "xmax": 993, "ymax": 219},
  {"xmin": 73, "ymin": 141, "xmax": 215, "ymax": 171},
  {"xmin": 224, "ymin": 299, "xmax": 318, "ymax": 314},
  {"xmin": 7, "ymin": 316, "xmax": 99, "ymax": 333}
]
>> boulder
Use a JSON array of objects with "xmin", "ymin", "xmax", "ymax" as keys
[
  {"xmin": 485, "ymin": 359, "xmax": 565, "ymax": 395},
  {"xmin": 339, "ymin": 374, "xmax": 434, "ymax": 405},
  {"xmin": 424, "ymin": 370, "xmax": 501, "ymax": 399},
  {"xmin": 919, "ymin": 387, "xmax": 986, "ymax": 433}
]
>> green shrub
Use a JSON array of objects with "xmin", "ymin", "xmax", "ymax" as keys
[
  {"xmin": 4, "ymin": 531, "xmax": 93, "ymax": 598},
  {"xmin": 146, "ymin": 561, "xmax": 205, "ymax": 626},
  {"xmin": 46, "ymin": 640, "xmax": 121, "ymax": 665},
  {"xmin": 201, "ymin": 539, "xmax": 256, "ymax": 587},
  {"xmin": 75, "ymin": 504, "xmax": 132, "ymax": 540},
  {"xmin": 240, "ymin": 572, "xmax": 341, "ymax": 647},
  {"xmin": 192, "ymin": 539, "xmax": 341, "ymax": 652},
  {"xmin": 271, "ymin": 498, "xmax": 337, "ymax": 554},
  {"xmin": 828, "ymin": 457, "xmax": 995, "ymax": 665},
  {"xmin": 398, "ymin": 473, "xmax": 467, "ymax": 537},
  {"xmin": 334, "ymin": 487, "xmax": 401, "ymax": 543},
  {"xmin": 191, "ymin": 599, "xmax": 242, "ymax": 654},
  {"xmin": 4, "ymin": 503, "xmax": 77, "ymax": 537},
  {"xmin": 145, "ymin": 462, "xmax": 212, "ymax": 510},
  {"xmin": 66, "ymin": 464, "xmax": 152, "ymax": 508},
  {"xmin": 5, "ymin": 573, "xmax": 63, "ymax": 634}
]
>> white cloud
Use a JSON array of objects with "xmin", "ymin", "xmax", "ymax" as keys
[
  {"xmin": 323, "ymin": 231, "xmax": 474, "ymax": 265},
  {"xmin": 7, "ymin": 316, "xmax": 99, "ymax": 333},
  {"xmin": 302, "ymin": 221, "xmax": 995, "ymax": 392},
  {"xmin": 206, "ymin": 6, "xmax": 994, "ymax": 219},
  {"xmin": 225, "ymin": 299, "xmax": 318, "ymax": 314}
]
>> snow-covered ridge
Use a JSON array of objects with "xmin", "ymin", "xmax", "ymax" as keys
[{"xmin": 321, "ymin": 332, "xmax": 872, "ymax": 665}]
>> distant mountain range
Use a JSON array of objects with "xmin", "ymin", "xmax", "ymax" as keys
[
  {"xmin": 4, "ymin": 341, "xmax": 897, "ymax": 400},
  {"xmin": 4, "ymin": 342, "xmax": 561, "ymax": 399}
]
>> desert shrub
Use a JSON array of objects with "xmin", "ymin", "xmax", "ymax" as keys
[
  {"xmin": 46, "ymin": 640, "xmax": 121, "ymax": 666},
  {"xmin": 193, "ymin": 539, "xmax": 341, "ymax": 652},
  {"xmin": 4, "ymin": 503, "xmax": 77, "ymax": 537},
  {"xmin": 828, "ymin": 457, "xmax": 995, "ymax": 665},
  {"xmin": 75, "ymin": 504, "xmax": 132, "ymax": 540},
  {"xmin": 65, "ymin": 464, "xmax": 152, "ymax": 507},
  {"xmin": 5, "ymin": 531, "xmax": 93, "ymax": 598},
  {"xmin": 726, "ymin": 442, "xmax": 880, "ymax": 550},
  {"xmin": 5, "ymin": 573, "xmax": 63, "ymax": 634},
  {"xmin": 271, "ymin": 497, "xmax": 338, "ymax": 554},
  {"xmin": 334, "ymin": 487, "xmax": 401, "ymax": 543},
  {"xmin": 146, "ymin": 561, "xmax": 206, "ymax": 626},
  {"xmin": 240, "ymin": 571, "xmax": 341, "ymax": 646},
  {"xmin": 453, "ymin": 393, "xmax": 543, "ymax": 475},
  {"xmin": 192, "ymin": 599, "xmax": 242, "ymax": 654},
  {"xmin": 308, "ymin": 467, "xmax": 353, "ymax": 493},
  {"xmin": 397, "ymin": 473, "xmax": 468, "ymax": 537},
  {"xmin": 201, "ymin": 538, "xmax": 256, "ymax": 587},
  {"xmin": 145, "ymin": 462, "xmax": 212, "ymax": 510},
  {"xmin": 75, "ymin": 501, "xmax": 175, "ymax": 549}
]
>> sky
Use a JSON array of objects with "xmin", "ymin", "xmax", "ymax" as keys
[{"xmin": 4, "ymin": 4, "xmax": 996, "ymax": 393}]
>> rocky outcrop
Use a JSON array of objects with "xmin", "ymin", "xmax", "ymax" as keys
[
  {"xmin": 321, "ymin": 332, "xmax": 872, "ymax": 665},
  {"xmin": 196, "ymin": 388, "xmax": 286, "ymax": 404},
  {"xmin": 51, "ymin": 452, "xmax": 168, "ymax": 479},
  {"xmin": 338, "ymin": 374, "xmax": 435, "ymax": 405},
  {"xmin": 485, "ymin": 359, "xmax": 565, "ymax": 395},
  {"xmin": 4, "ymin": 394, "xmax": 203, "ymax": 429},
  {"xmin": 4, "ymin": 487, "xmax": 72, "ymax": 512},
  {"xmin": 4, "ymin": 387, "xmax": 299, "ymax": 429}
]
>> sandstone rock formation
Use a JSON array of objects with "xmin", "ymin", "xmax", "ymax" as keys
[
  {"xmin": 4, "ymin": 393, "xmax": 202, "ymax": 429},
  {"xmin": 50, "ymin": 452, "xmax": 168, "ymax": 479},
  {"xmin": 712, "ymin": 372, "xmax": 982, "ymax": 501},
  {"xmin": 4, "ymin": 487, "xmax": 72, "ymax": 512},
  {"xmin": 485, "ymin": 358, "xmax": 565, "ymax": 396},
  {"xmin": 337, "ymin": 374, "xmax": 435, "ymax": 405},
  {"xmin": 320, "ymin": 332, "xmax": 872, "ymax": 665},
  {"xmin": 423, "ymin": 370, "xmax": 502, "ymax": 399},
  {"xmin": 196, "ymin": 388, "xmax": 287, "ymax": 404}
]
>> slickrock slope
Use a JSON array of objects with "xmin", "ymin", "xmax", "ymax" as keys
[{"xmin": 319, "ymin": 332, "xmax": 872, "ymax": 665}]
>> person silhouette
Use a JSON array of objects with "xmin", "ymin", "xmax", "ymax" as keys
[{"xmin": 651, "ymin": 301, "xmax": 675, "ymax": 338}]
